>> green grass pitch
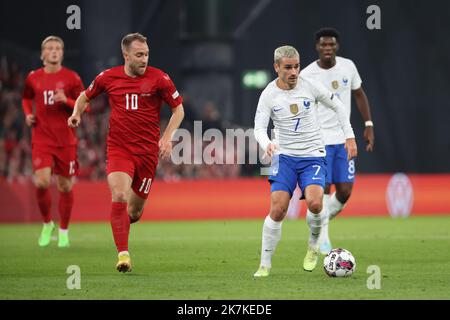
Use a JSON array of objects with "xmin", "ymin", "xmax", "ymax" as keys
[{"xmin": 1, "ymin": 216, "xmax": 449, "ymax": 299}]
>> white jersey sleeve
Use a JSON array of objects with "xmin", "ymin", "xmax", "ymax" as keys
[
  {"xmin": 301, "ymin": 57, "xmax": 361, "ymax": 145},
  {"xmin": 350, "ymin": 60, "xmax": 362, "ymax": 90},
  {"xmin": 254, "ymin": 90, "xmax": 273, "ymax": 152}
]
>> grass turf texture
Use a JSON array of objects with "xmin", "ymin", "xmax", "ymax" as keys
[{"xmin": 1, "ymin": 216, "xmax": 449, "ymax": 299}]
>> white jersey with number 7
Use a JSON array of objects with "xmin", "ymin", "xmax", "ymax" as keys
[{"xmin": 254, "ymin": 76, "xmax": 355, "ymax": 158}]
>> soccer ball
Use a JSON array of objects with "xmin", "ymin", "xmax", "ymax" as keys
[{"xmin": 323, "ymin": 248, "xmax": 356, "ymax": 277}]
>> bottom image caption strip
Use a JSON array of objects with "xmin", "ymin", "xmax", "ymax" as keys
[{"xmin": 176, "ymin": 304, "xmax": 272, "ymax": 318}]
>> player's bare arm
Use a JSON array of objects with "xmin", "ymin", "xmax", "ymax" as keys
[
  {"xmin": 265, "ymin": 143, "xmax": 279, "ymax": 159},
  {"xmin": 159, "ymin": 104, "xmax": 185, "ymax": 160},
  {"xmin": 318, "ymin": 86, "xmax": 357, "ymax": 160},
  {"xmin": 68, "ymin": 92, "xmax": 89, "ymax": 128},
  {"xmin": 352, "ymin": 87, "xmax": 374, "ymax": 152},
  {"xmin": 344, "ymin": 137, "xmax": 357, "ymax": 161}
]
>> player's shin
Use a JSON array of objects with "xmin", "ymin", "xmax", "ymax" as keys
[
  {"xmin": 319, "ymin": 194, "xmax": 330, "ymax": 241},
  {"xmin": 260, "ymin": 215, "xmax": 282, "ymax": 268},
  {"xmin": 306, "ymin": 209, "xmax": 323, "ymax": 248},
  {"xmin": 58, "ymin": 190, "xmax": 73, "ymax": 230},
  {"xmin": 110, "ymin": 202, "xmax": 130, "ymax": 252},
  {"xmin": 318, "ymin": 195, "xmax": 332, "ymax": 254},
  {"xmin": 36, "ymin": 188, "xmax": 52, "ymax": 223},
  {"xmin": 328, "ymin": 192, "xmax": 345, "ymax": 220}
]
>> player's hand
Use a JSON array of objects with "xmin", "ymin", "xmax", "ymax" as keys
[
  {"xmin": 25, "ymin": 114, "xmax": 36, "ymax": 127},
  {"xmin": 364, "ymin": 126, "xmax": 375, "ymax": 152},
  {"xmin": 344, "ymin": 138, "xmax": 357, "ymax": 161},
  {"xmin": 158, "ymin": 137, "xmax": 172, "ymax": 160},
  {"xmin": 264, "ymin": 143, "xmax": 279, "ymax": 159},
  {"xmin": 54, "ymin": 89, "xmax": 67, "ymax": 103},
  {"xmin": 68, "ymin": 114, "xmax": 81, "ymax": 128}
]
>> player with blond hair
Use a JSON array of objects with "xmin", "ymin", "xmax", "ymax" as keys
[{"xmin": 22, "ymin": 35, "xmax": 86, "ymax": 248}]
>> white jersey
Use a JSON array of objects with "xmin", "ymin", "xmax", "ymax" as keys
[
  {"xmin": 254, "ymin": 76, "xmax": 355, "ymax": 158},
  {"xmin": 301, "ymin": 56, "xmax": 362, "ymax": 145}
]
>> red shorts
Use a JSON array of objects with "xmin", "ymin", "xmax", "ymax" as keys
[
  {"xmin": 32, "ymin": 144, "xmax": 78, "ymax": 178},
  {"xmin": 106, "ymin": 148, "xmax": 158, "ymax": 200}
]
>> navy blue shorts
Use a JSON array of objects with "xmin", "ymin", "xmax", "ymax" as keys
[
  {"xmin": 325, "ymin": 144, "xmax": 356, "ymax": 185},
  {"xmin": 268, "ymin": 154, "xmax": 327, "ymax": 198}
]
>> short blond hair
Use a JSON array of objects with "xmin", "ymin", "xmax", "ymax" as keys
[
  {"xmin": 121, "ymin": 33, "xmax": 147, "ymax": 52},
  {"xmin": 40, "ymin": 36, "xmax": 64, "ymax": 62},
  {"xmin": 41, "ymin": 36, "xmax": 64, "ymax": 51},
  {"xmin": 274, "ymin": 45, "xmax": 299, "ymax": 64}
]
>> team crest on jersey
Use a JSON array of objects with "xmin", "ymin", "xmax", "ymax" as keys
[
  {"xmin": 290, "ymin": 104, "xmax": 299, "ymax": 114},
  {"xmin": 140, "ymin": 82, "xmax": 152, "ymax": 92},
  {"xmin": 303, "ymin": 99, "xmax": 311, "ymax": 109},
  {"xmin": 343, "ymin": 76, "xmax": 349, "ymax": 86},
  {"xmin": 332, "ymin": 80, "xmax": 339, "ymax": 90},
  {"xmin": 56, "ymin": 81, "xmax": 65, "ymax": 90}
]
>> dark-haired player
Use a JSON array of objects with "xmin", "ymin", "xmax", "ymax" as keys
[{"xmin": 301, "ymin": 27, "xmax": 375, "ymax": 254}]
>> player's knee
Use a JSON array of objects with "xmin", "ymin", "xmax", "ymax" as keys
[
  {"xmin": 57, "ymin": 181, "xmax": 72, "ymax": 193},
  {"xmin": 307, "ymin": 199, "xmax": 323, "ymax": 214},
  {"xmin": 270, "ymin": 204, "xmax": 288, "ymax": 221},
  {"xmin": 112, "ymin": 191, "xmax": 128, "ymax": 202},
  {"xmin": 35, "ymin": 178, "xmax": 51, "ymax": 189}
]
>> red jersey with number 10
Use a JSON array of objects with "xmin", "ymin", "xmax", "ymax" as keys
[
  {"xmin": 22, "ymin": 67, "xmax": 85, "ymax": 147},
  {"xmin": 84, "ymin": 66, "xmax": 183, "ymax": 155}
]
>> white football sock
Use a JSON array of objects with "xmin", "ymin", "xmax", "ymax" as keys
[
  {"xmin": 328, "ymin": 192, "xmax": 345, "ymax": 220},
  {"xmin": 59, "ymin": 228, "xmax": 68, "ymax": 234},
  {"xmin": 260, "ymin": 215, "xmax": 282, "ymax": 268},
  {"xmin": 319, "ymin": 195, "xmax": 330, "ymax": 243},
  {"xmin": 306, "ymin": 207, "xmax": 325, "ymax": 248}
]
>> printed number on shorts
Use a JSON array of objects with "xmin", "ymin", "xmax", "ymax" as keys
[
  {"xmin": 312, "ymin": 165, "xmax": 321, "ymax": 180},
  {"xmin": 348, "ymin": 159, "xmax": 355, "ymax": 174},
  {"xmin": 125, "ymin": 94, "xmax": 138, "ymax": 110},
  {"xmin": 139, "ymin": 177, "xmax": 152, "ymax": 194},
  {"xmin": 69, "ymin": 161, "xmax": 76, "ymax": 175},
  {"xmin": 43, "ymin": 90, "xmax": 55, "ymax": 105}
]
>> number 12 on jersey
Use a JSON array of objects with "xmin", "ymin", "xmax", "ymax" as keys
[{"xmin": 125, "ymin": 94, "xmax": 139, "ymax": 110}]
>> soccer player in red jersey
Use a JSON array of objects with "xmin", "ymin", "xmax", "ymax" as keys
[
  {"xmin": 68, "ymin": 33, "xmax": 185, "ymax": 272},
  {"xmin": 22, "ymin": 36, "xmax": 86, "ymax": 248}
]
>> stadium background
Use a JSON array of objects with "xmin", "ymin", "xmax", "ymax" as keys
[{"xmin": 1, "ymin": 0, "xmax": 449, "ymax": 221}]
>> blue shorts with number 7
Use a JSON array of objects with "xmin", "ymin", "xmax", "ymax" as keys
[{"xmin": 268, "ymin": 154, "xmax": 327, "ymax": 198}]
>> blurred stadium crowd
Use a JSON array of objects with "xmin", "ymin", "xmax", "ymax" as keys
[{"xmin": 0, "ymin": 56, "xmax": 259, "ymax": 183}]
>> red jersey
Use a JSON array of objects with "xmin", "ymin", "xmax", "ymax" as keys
[
  {"xmin": 84, "ymin": 66, "xmax": 183, "ymax": 155},
  {"xmin": 22, "ymin": 67, "xmax": 85, "ymax": 147}
]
